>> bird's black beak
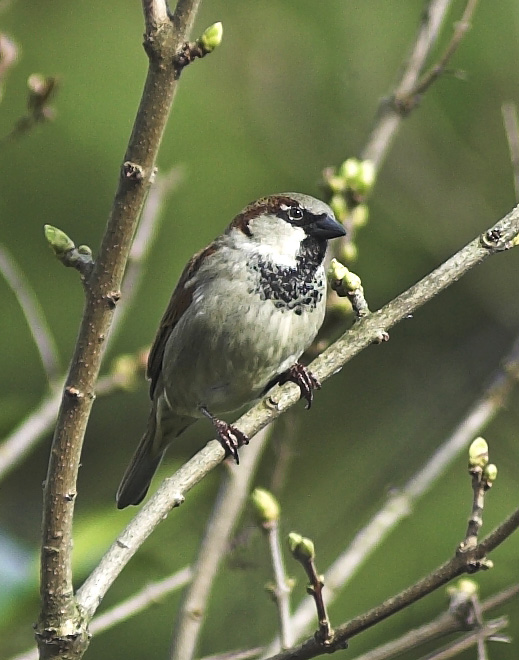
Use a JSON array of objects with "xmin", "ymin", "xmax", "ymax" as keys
[{"xmin": 308, "ymin": 213, "xmax": 346, "ymax": 239}]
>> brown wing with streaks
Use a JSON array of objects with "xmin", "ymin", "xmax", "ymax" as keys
[{"xmin": 147, "ymin": 243, "xmax": 216, "ymax": 398}]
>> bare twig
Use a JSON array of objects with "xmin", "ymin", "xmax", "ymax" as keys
[
  {"xmin": 502, "ymin": 102, "xmax": 519, "ymax": 201},
  {"xmin": 0, "ymin": 367, "xmax": 141, "ymax": 483},
  {"xmin": 75, "ymin": 205, "xmax": 519, "ymax": 622},
  {"xmin": 170, "ymin": 427, "xmax": 271, "ymax": 660},
  {"xmin": 349, "ymin": 585, "xmax": 518, "ymax": 660},
  {"xmin": 327, "ymin": 0, "xmax": 478, "ymax": 266},
  {"xmin": 0, "ymin": 388, "xmax": 62, "ymax": 481},
  {"xmin": 0, "ymin": 32, "xmax": 18, "ymax": 97},
  {"xmin": 253, "ymin": 488, "xmax": 294, "ymax": 649},
  {"xmin": 288, "ymin": 535, "xmax": 333, "ymax": 646},
  {"xmin": 421, "ymin": 617, "xmax": 509, "ymax": 660},
  {"xmin": 264, "ymin": 509, "xmax": 519, "ymax": 660},
  {"xmin": 266, "ymin": 521, "xmax": 293, "ymax": 649},
  {"xmin": 36, "ymin": 2, "xmax": 204, "ymax": 657},
  {"xmin": 396, "ymin": 0, "xmax": 479, "ymax": 111},
  {"xmin": 10, "ymin": 568, "xmax": 193, "ymax": 660},
  {"xmin": 362, "ymin": 0, "xmax": 454, "ymax": 168},
  {"xmin": 266, "ymin": 335, "xmax": 519, "ymax": 653},
  {"xmin": 0, "ymin": 243, "xmax": 60, "ymax": 381},
  {"xmin": 457, "ymin": 438, "xmax": 496, "ymax": 559},
  {"xmin": 90, "ymin": 567, "xmax": 192, "ymax": 635}
]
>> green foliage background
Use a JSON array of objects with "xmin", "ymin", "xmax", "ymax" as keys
[{"xmin": 1, "ymin": 1, "xmax": 518, "ymax": 659}]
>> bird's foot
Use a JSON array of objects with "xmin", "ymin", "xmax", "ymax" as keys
[
  {"xmin": 277, "ymin": 362, "xmax": 321, "ymax": 409},
  {"xmin": 200, "ymin": 407, "xmax": 249, "ymax": 464}
]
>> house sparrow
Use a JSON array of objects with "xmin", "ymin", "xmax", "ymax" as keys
[{"xmin": 116, "ymin": 193, "xmax": 345, "ymax": 508}]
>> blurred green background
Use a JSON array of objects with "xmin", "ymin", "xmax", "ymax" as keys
[{"xmin": 1, "ymin": 1, "xmax": 518, "ymax": 659}]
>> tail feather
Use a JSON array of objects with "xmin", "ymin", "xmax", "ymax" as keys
[{"xmin": 116, "ymin": 408, "xmax": 194, "ymax": 508}]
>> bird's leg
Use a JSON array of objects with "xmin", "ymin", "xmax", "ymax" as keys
[
  {"xmin": 276, "ymin": 362, "xmax": 321, "ymax": 409},
  {"xmin": 200, "ymin": 407, "xmax": 249, "ymax": 465}
]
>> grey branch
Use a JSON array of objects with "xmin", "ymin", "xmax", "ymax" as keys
[
  {"xmin": 170, "ymin": 427, "xmax": 271, "ymax": 660},
  {"xmin": 36, "ymin": 1, "xmax": 203, "ymax": 657},
  {"xmin": 0, "ymin": 243, "xmax": 60, "ymax": 381},
  {"xmin": 362, "ymin": 0, "xmax": 455, "ymax": 169},
  {"xmin": 266, "ymin": 522, "xmax": 293, "ymax": 650},
  {"xmin": 348, "ymin": 585, "xmax": 518, "ymax": 660},
  {"xmin": 0, "ymin": 169, "xmax": 181, "ymax": 484},
  {"xmin": 502, "ymin": 102, "xmax": 519, "ymax": 201},
  {"xmin": 266, "ymin": 333, "xmax": 519, "ymax": 652},
  {"xmin": 263, "ymin": 510, "xmax": 519, "ymax": 660},
  {"xmin": 76, "ymin": 206, "xmax": 519, "ymax": 623}
]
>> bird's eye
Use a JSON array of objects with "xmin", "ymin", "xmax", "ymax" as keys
[{"xmin": 287, "ymin": 206, "xmax": 304, "ymax": 222}]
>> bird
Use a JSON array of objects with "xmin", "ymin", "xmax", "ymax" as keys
[{"xmin": 116, "ymin": 193, "xmax": 346, "ymax": 508}]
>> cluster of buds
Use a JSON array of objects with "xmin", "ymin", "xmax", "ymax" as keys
[
  {"xmin": 323, "ymin": 158, "xmax": 375, "ymax": 227},
  {"xmin": 468, "ymin": 437, "xmax": 498, "ymax": 489}
]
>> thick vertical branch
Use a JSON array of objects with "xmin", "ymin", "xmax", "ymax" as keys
[{"xmin": 36, "ymin": 1, "xmax": 203, "ymax": 658}]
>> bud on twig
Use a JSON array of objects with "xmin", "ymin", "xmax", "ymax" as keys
[{"xmin": 251, "ymin": 488, "xmax": 280, "ymax": 525}]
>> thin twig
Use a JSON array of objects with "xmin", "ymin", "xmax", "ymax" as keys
[
  {"xmin": 502, "ymin": 102, "xmax": 519, "ymax": 201},
  {"xmin": 458, "ymin": 440, "xmax": 495, "ymax": 557},
  {"xmin": 263, "ymin": 509, "xmax": 519, "ymax": 660},
  {"xmin": 90, "ymin": 567, "xmax": 192, "ymax": 635},
  {"xmin": 0, "ymin": 170, "xmax": 180, "ymax": 484},
  {"xmin": 170, "ymin": 427, "xmax": 271, "ymax": 660},
  {"xmin": 398, "ymin": 0, "xmax": 479, "ymax": 109},
  {"xmin": 0, "ymin": 369, "xmax": 140, "ymax": 483},
  {"xmin": 75, "ymin": 205, "xmax": 519, "ymax": 622},
  {"xmin": 362, "ymin": 0, "xmax": 454, "ymax": 168},
  {"xmin": 266, "ymin": 335, "xmax": 519, "ymax": 653},
  {"xmin": 266, "ymin": 522, "xmax": 293, "ymax": 649},
  {"xmin": 288, "ymin": 536, "xmax": 332, "ymax": 646},
  {"xmin": 0, "ymin": 243, "xmax": 60, "ymax": 381},
  {"xmin": 10, "ymin": 568, "xmax": 193, "ymax": 660},
  {"xmin": 421, "ymin": 617, "xmax": 508, "ymax": 660},
  {"xmin": 349, "ymin": 585, "xmax": 518, "ymax": 660}
]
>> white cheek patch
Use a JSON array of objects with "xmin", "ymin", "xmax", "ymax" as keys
[{"xmin": 230, "ymin": 221, "xmax": 306, "ymax": 267}]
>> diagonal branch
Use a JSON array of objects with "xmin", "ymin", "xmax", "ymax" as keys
[
  {"xmin": 76, "ymin": 205, "xmax": 519, "ymax": 621},
  {"xmin": 361, "ymin": 0, "xmax": 478, "ymax": 172},
  {"xmin": 170, "ymin": 427, "xmax": 272, "ymax": 660},
  {"xmin": 0, "ymin": 243, "xmax": 60, "ymax": 381},
  {"xmin": 264, "ymin": 509, "xmax": 519, "ymax": 660},
  {"xmin": 266, "ymin": 333, "xmax": 519, "ymax": 651}
]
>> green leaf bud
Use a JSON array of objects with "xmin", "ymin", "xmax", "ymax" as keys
[
  {"xmin": 44, "ymin": 224, "xmax": 74, "ymax": 255},
  {"xmin": 468, "ymin": 437, "xmax": 489, "ymax": 468},
  {"xmin": 484, "ymin": 463, "xmax": 498, "ymax": 482},
  {"xmin": 339, "ymin": 158, "xmax": 360, "ymax": 183},
  {"xmin": 327, "ymin": 175, "xmax": 347, "ymax": 194},
  {"xmin": 288, "ymin": 532, "xmax": 315, "ymax": 561},
  {"xmin": 199, "ymin": 22, "xmax": 223, "ymax": 53},
  {"xmin": 356, "ymin": 160, "xmax": 376, "ymax": 193},
  {"xmin": 251, "ymin": 487, "xmax": 280, "ymax": 524}
]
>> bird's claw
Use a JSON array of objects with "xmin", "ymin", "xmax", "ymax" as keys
[
  {"xmin": 278, "ymin": 362, "xmax": 321, "ymax": 409},
  {"xmin": 208, "ymin": 415, "xmax": 249, "ymax": 464}
]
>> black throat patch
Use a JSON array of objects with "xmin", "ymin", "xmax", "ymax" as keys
[{"xmin": 248, "ymin": 237, "xmax": 326, "ymax": 315}]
